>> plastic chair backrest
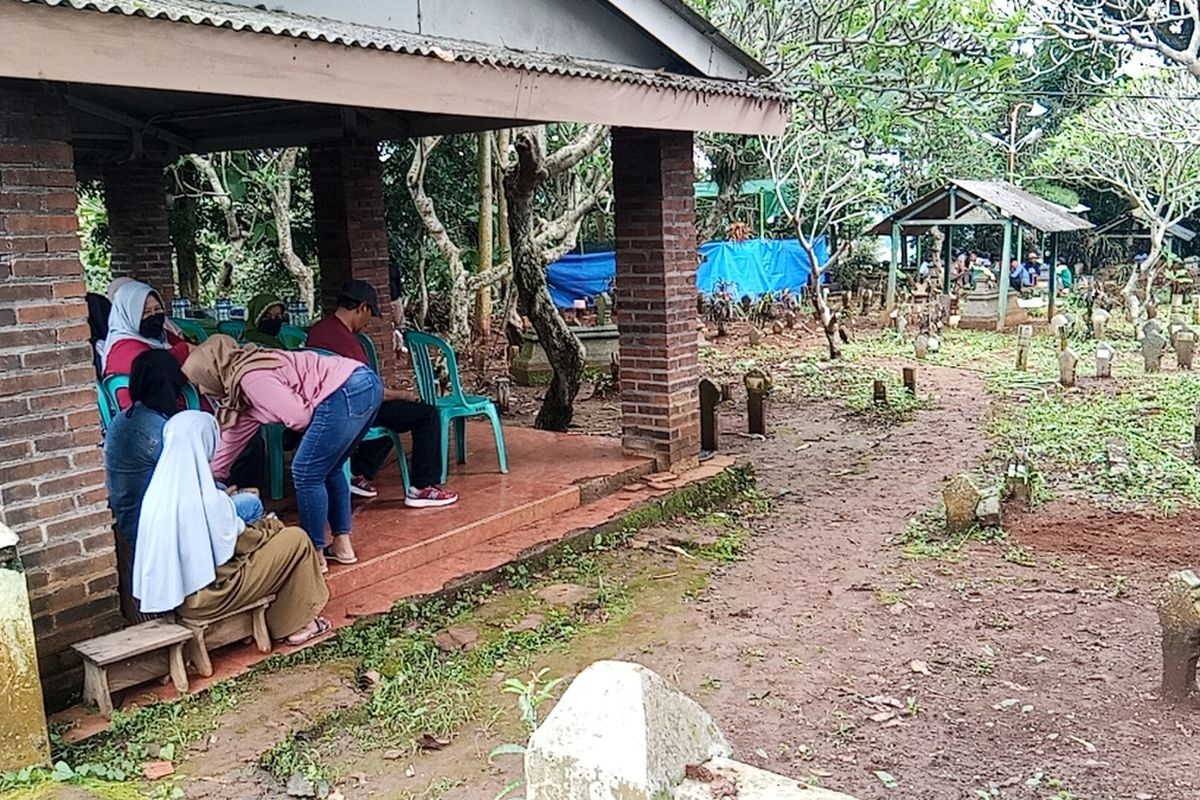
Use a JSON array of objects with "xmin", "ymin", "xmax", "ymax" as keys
[
  {"xmin": 355, "ymin": 332, "xmax": 379, "ymax": 373},
  {"xmin": 217, "ymin": 320, "xmax": 246, "ymax": 341},
  {"xmin": 278, "ymin": 324, "xmax": 308, "ymax": 350},
  {"xmin": 181, "ymin": 383, "xmax": 202, "ymax": 410},
  {"xmin": 170, "ymin": 317, "xmax": 209, "ymax": 344},
  {"xmin": 100, "ymin": 374, "xmax": 130, "ymax": 424},
  {"xmin": 404, "ymin": 330, "xmax": 463, "ymax": 404}
]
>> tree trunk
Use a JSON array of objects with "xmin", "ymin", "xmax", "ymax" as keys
[
  {"xmin": 188, "ymin": 154, "xmax": 248, "ymax": 297},
  {"xmin": 268, "ymin": 148, "xmax": 316, "ymax": 312},
  {"xmin": 504, "ymin": 130, "xmax": 585, "ymax": 431},
  {"xmin": 802, "ymin": 239, "xmax": 846, "ymax": 360},
  {"xmin": 171, "ymin": 168, "xmax": 201, "ymax": 301},
  {"xmin": 407, "ymin": 136, "xmax": 471, "ymax": 349},
  {"xmin": 476, "ymin": 131, "xmax": 494, "ymax": 342}
]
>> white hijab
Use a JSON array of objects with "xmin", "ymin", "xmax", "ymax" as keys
[
  {"xmin": 133, "ymin": 411, "xmax": 245, "ymax": 613},
  {"xmin": 100, "ymin": 280, "xmax": 168, "ymax": 371}
]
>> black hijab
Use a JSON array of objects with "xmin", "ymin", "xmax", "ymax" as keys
[
  {"xmin": 86, "ymin": 293, "xmax": 111, "ymax": 381},
  {"xmin": 128, "ymin": 349, "xmax": 188, "ymax": 418}
]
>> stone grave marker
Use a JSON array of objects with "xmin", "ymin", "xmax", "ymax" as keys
[
  {"xmin": 943, "ymin": 474, "xmax": 981, "ymax": 535},
  {"xmin": 1143, "ymin": 330, "xmax": 1168, "ymax": 373},
  {"xmin": 902, "ymin": 366, "xmax": 916, "ymax": 395},
  {"xmin": 1058, "ymin": 348, "xmax": 1078, "ymax": 387},
  {"xmin": 1015, "ymin": 324, "xmax": 1033, "ymax": 371},
  {"xmin": 744, "ymin": 369, "xmax": 770, "ymax": 436},
  {"xmin": 699, "ymin": 378, "xmax": 721, "ymax": 453},
  {"xmin": 1091, "ymin": 307, "xmax": 1111, "ymax": 341},
  {"xmin": 1177, "ymin": 329, "xmax": 1196, "ymax": 370},
  {"xmin": 1095, "ymin": 343, "xmax": 1115, "ymax": 378},
  {"xmin": 914, "ymin": 333, "xmax": 929, "ymax": 359},
  {"xmin": 1157, "ymin": 570, "xmax": 1200, "ymax": 703}
]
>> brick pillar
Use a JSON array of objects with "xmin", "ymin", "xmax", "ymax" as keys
[
  {"xmin": 611, "ymin": 128, "xmax": 700, "ymax": 470},
  {"xmin": 309, "ymin": 138, "xmax": 393, "ymax": 376},
  {"xmin": 103, "ymin": 159, "xmax": 174, "ymax": 302},
  {"xmin": 0, "ymin": 79, "xmax": 120, "ymax": 707}
]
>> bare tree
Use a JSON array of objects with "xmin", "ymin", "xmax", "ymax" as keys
[
  {"xmin": 1045, "ymin": 0, "xmax": 1200, "ymax": 80},
  {"xmin": 1038, "ymin": 71, "xmax": 1200, "ymax": 321}
]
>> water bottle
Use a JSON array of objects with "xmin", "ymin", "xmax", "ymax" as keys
[
  {"xmin": 215, "ymin": 297, "xmax": 232, "ymax": 322},
  {"xmin": 287, "ymin": 299, "xmax": 309, "ymax": 327},
  {"xmin": 171, "ymin": 297, "xmax": 188, "ymax": 319}
]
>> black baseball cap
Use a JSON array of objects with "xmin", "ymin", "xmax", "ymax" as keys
[{"xmin": 339, "ymin": 279, "xmax": 381, "ymax": 317}]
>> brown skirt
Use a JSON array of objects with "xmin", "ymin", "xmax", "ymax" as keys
[{"xmin": 179, "ymin": 518, "xmax": 329, "ymax": 639}]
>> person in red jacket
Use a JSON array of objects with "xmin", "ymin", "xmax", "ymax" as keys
[{"xmin": 101, "ymin": 280, "xmax": 191, "ymax": 410}]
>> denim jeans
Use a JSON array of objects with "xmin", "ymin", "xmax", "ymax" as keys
[
  {"xmin": 232, "ymin": 492, "xmax": 264, "ymax": 525},
  {"xmin": 293, "ymin": 367, "xmax": 383, "ymax": 548}
]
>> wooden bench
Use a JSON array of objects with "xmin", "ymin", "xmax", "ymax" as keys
[
  {"xmin": 179, "ymin": 595, "xmax": 274, "ymax": 678},
  {"xmin": 72, "ymin": 619, "xmax": 192, "ymax": 718}
]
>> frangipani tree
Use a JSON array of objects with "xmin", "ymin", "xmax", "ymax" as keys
[
  {"xmin": 1037, "ymin": 71, "xmax": 1200, "ymax": 321},
  {"xmin": 1045, "ymin": 0, "xmax": 1200, "ymax": 80}
]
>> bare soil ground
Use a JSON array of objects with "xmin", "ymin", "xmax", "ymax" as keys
[{"xmin": 33, "ymin": 323, "xmax": 1200, "ymax": 800}]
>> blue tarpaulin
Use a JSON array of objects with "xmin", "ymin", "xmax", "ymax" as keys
[{"xmin": 545, "ymin": 237, "xmax": 828, "ymax": 308}]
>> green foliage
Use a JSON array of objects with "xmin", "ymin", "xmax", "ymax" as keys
[{"xmin": 78, "ymin": 183, "xmax": 112, "ymax": 293}]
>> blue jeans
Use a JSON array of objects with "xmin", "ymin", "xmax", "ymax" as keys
[
  {"xmin": 293, "ymin": 367, "xmax": 383, "ymax": 548},
  {"xmin": 232, "ymin": 492, "xmax": 264, "ymax": 525}
]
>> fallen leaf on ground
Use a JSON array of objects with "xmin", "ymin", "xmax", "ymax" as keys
[
  {"xmin": 383, "ymin": 750, "xmax": 403, "ymax": 760},
  {"xmin": 1069, "ymin": 735, "xmax": 1097, "ymax": 753},
  {"xmin": 418, "ymin": 732, "xmax": 451, "ymax": 751},
  {"xmin": 875, "ymin": 770, "xmax": 899, "ymax": 789},
  {"xmin": 909, "ymin": 659, "xmax": 930, "ymax": 674},
  {"xmin": 870, "ymin": 710, "xmax": 897, "ymax": 723},
  {"xmin": 143, "ymin": 761, "xmax": 175, "ymax": 781}
]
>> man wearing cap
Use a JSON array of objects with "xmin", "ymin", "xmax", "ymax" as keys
[{"xmin": 306, "ymin": 280, "xmax": 458, "ymax": 508}]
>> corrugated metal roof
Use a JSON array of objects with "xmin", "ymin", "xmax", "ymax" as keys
[
  {"xmin": 16, "ymin": 0, "xmax": 785, "ymax": 101},
  {"xmin": 868, "ymin": 179, "xmax": 1093, "ymax": 235}
]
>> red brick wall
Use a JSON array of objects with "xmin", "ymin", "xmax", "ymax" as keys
[
  {"xmin": 0, "ymin": 79, "xmax": 120, "ymax": 706},
  {"xmin": 104, "ymin": 159, "xmax": 174, "ymax": 302},
  {"xmin": 611, "ymin": 128, "xmax": 701, "ymax": 470},
  {"xmin": 309, "ymin": 138, "xmax": 394, "ymax": 376}
]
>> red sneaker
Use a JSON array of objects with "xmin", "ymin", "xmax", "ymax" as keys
[
  {"xmin": 405, "ymin": 486, "xmax": 459, "ymax": 508},
  {"xmin": 349, "ymin": 476, "xmax": 378, "ymax": 498}
]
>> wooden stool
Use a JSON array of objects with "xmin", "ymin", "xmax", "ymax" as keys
[
  {"xmin": 179, "ymin": 595, "xmax": 274, "ymax": 678},
  {"xmin": 72, "ymin": 619, "xmax": 192, "ymax": 718}
]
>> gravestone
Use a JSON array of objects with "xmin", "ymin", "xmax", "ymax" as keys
[
  {"xmin": 595, "ymin": 292, "xmax": 612, "ymax": 326},
  {"xmin": 1171, "ymin": 315, "xmax": 1187, "ymax": 347},
  {"xmin": 928, "ymin": 334, "xmax": 941, "ymax": 353},
  {"xmin": 0, "ymin": 522, "xmax": 50, "ymax": 772},
  {"xmin": 525, "ymin": 661, "xmax": 731, "ymax": 800},
  {"xmin": 943, "ymin": 474, "xmax": 981, "ymax": 535},
  {"xmin": 902, "ymin": 366, "xmax": 916, "ymax": 395},
  {"xmin": 914, "ymin": 334, "xmax": 929, "ymax": 359},
  {"xmin": 1096, "ymin": 343, "xmax": 1115, "ymax": 378},
  {"xmin": 872, "ymin": 380, "xmax": 887, "ymax": 405},
  {"xmin": 1143, "ymin": 330, "xmax": 1168, "ymax": 373},
  {"xmin": 1178, "ymin": 329, "xmax": 1196, "ymax": 370},
  {"xmin": 748, "ymin": 328, "xmax": 764, "ymax": 346},
  {"xmin": 699, "ymin": 379, "xmax": 721, "ymax": 453},
  {"xmin": 1157, "ymin": 570, "xmax": 1200, "ymax": 703},
  {"xmin": 975, "ymin": 486, "xmax": 1001, "ymax": 528},
  {"xmin": 1194, "ymin": 405, "xmax": 1200, "ymax": 466},
  {"xmin": 494, "ymin": 376, "xmax": 512, "ymax": 413},
  {"xmin": 1015, "ymin": 324, "xmax": 1033, "ymax": 371},
  {"xmin": 1091, "ymin": 307, "xmax": 1111, "ymax": 341},
  {"xmin": 1058, "ymin": 348, "xmax": 1078, "ymax": 387},
  {"xmin": 744, "ymin": 369, "xmax": 770, "ymax": 437},
  {"xmin": 896, "ymin": 314, "xmax": 907, "ymax": 337},
  {"xmin": 1051, "ymin": 313, "xmax": 1071, "ymax": 351}
]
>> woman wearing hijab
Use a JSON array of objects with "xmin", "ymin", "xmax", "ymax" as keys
[
  {"xmin": 102, "ymin": 280, "xmax": 192, "ymax": 409},
  {"xmin": 132, "ymin": 411, "xmax": 330, "ymax": 646},
  {"xmin": 105, "ymin": 350, "xmax": 263, "ymax": 550},
  {"xmin": 242, "ymin": 293, "xmax": 287, "ymax": 348},
  {"xmin": 183, "ymin": 335, "xmax": 382, "ymax": 570}
]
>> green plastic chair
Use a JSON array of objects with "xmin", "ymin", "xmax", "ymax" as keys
[
  {"xmin": 217, "ymin": 320, "xmax": 246, "ymax": 342},
  {"xmin": 170, "ymin": 317, "xmax": 209, "ymax": 344},
  {"xmin": 277, "ymin": 324, "xmax": 308, "ymax": 350},
  {"xmin": 99, "ymin": 374, "xmax": 201, "ymax": 432},
  {"xmin": 404, "ymin": 329, "xmax": 508, "ymax": 484}
]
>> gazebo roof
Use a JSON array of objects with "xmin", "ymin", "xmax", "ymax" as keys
[
  {"xmin": 0, "ymin": 0, "xmax": 789, "ymax": 167},
  {"xmin": 1093, "ymin": 210, "xmax": 1198, "ymax": 243},
  {"xmin": 868, "ymin": 179, "xmax": 1093, "ymax": 236}
]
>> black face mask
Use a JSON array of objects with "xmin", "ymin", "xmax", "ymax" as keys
[
  {"xmin": 139, "ymin": 313, "xmax": 166, "ymax": 340},
  {"xmin": 258, "ymin": 318, "xmax": 284, "ymax": 337}
]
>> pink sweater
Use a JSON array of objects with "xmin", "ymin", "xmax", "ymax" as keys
[{"xmin": 210, "ymin": 349, "xmax": 362, "ymax": 480}]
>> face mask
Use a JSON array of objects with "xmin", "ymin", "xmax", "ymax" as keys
[
  {"xmin": 139, "ymin": 313, "xmax": 166, "ymax": 340},
  {"xmin": 258, "ymin": 318, "xmax": 284, "ymax": 337}
]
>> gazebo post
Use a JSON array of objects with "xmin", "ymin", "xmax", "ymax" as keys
[
  {"xmin": 942, "ymin": 225, "xmax": 953, "ymax": 296},
  {"xmin": 886, "ymin": 222, "xmax": 900, "ymax": 311},
  {"xmin": 1048, "ymin": 231, "xmax": 1059, "ymax": 320},
  {"xmin": 997, "ymin": 217, "xmax": 1014, "ymax": 331}
]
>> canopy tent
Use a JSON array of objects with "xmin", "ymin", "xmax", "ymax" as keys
[
  {"xmin": 546, "ymin": 237, "xmax": 828, "ymax": 307},
  {"xmin": 869, "ymin": 179, "xmax": 1092, "ymax": 327},
  {"xmin": 693, "ymin": 178, "xmax": 792, "ymax": 231}
]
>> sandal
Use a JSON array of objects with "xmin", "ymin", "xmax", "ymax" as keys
[
  {"xmin": 283, "ymin": 616, "xmax": 332, "ymax": 646},
  {"xmin": 323, "ymin": 547, "xmax": 358, "ymax": 566}
]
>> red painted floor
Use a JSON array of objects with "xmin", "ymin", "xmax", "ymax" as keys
[{"xmin": 55, "ymin": 422, "xmax": 733, "ymax": 741}]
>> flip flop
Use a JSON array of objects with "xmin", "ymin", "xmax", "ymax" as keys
[
  {"xmin": 323, "ymin": 548, "xmax": 358, "ymax": 565},
  {"xmin": 282, "ymin": 616, "xmax": 332, "ymax": 646}
]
